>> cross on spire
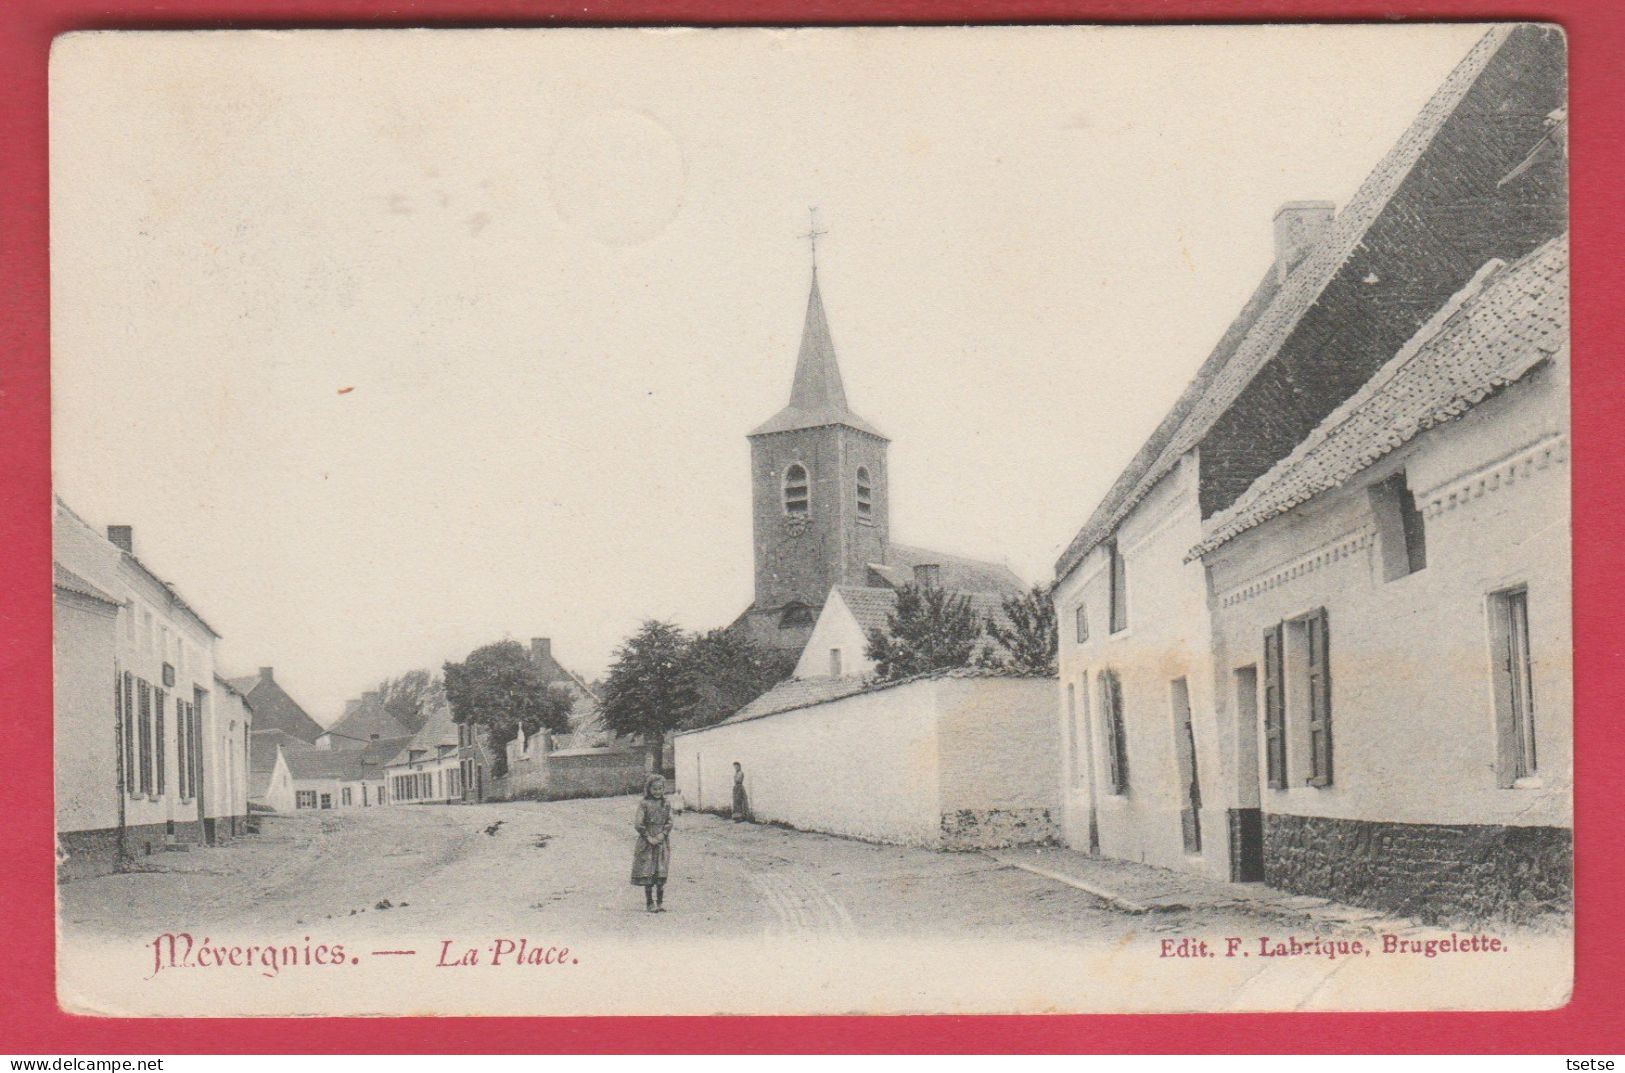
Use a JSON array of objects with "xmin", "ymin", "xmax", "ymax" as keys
[{"xmin": 800, "ymin": 207, "xmax": 828, "ymax": 271}]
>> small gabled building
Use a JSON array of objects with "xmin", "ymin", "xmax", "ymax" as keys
[
  {"xmin": 384, "ymin": 699, "xmax": 466, "ymax": 805},
  {"xmin": 226, "ymin": 666, "xmax": 324, "ymax": 745},
  {"xmin": 796, "ymin": 583, "xmax": 1015, "ymax": 681}
]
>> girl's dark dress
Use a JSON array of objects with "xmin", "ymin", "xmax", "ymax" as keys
[{"xmin": 630, "ymin": 795, "xmax": 672, "ymax": 886}]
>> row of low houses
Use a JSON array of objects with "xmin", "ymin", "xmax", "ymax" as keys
[
  {"xmin": 1050, "ymin": 24, "xmax": 1569, "ymax": 920},
  {"xmin": 54, "ymin": 500, "xmax": 255, "ymax": 877},
  {"xmin": 680, "ymin": 25, "xmax": 1570, "ymax": 922}
]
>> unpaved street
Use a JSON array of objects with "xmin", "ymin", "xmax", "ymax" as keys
[{"xmin": 60, "ymin": 796, "xmax": 1303, "ymax": 943}]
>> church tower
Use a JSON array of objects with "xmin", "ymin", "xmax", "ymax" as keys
[{"xmin": 745, "ymin": 269, "xmax": 890, "ymax": 647}]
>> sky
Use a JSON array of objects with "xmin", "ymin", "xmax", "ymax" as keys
[{"xmin": 50, "ymin": 24, "xmax": 1489, "ymax": 723}]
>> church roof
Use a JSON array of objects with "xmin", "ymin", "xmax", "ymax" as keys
[
  {"xmin": 749, "ymin": 273, "xmax": 886, "ymax": 440},
  {"xmin": 871, "ymin": 543, "xmax": 1024, "ymax": 595}
]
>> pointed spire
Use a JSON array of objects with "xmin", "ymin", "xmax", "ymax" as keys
[
  {"xmin": 786, "ymin": 273, "xmax": 849, "ymax": 414},
  {"xmin": 749, "ymin": 270, "xmax": 886, "ymax": 440}
]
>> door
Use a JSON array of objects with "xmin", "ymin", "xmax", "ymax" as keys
[
  {"xmin": 1231, "ymin": 666, "xmax": 1266, "ymax": 881},
  {"xmin": 1170, "ymin": 678, "xmax": 1202, "ymax": 854}
]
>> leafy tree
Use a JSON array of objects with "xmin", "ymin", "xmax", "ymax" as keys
[
  {"xmin": 980, "ymin": 584, "xmax": 1059, "ymax": 676},
  {"xmin": 377, "ymin": 668, "xmax": 438, "ymax": 732},
  {"xmin": 443, "ymin": 641, "xmax": 575, "ymax": 775},
  {"xmin": 677, "ymin": 628, "xmax": 796, "ymax": 730},
  {"xmin": 600, "ymin": 620, "xmax": 697, "ymax": 766},
  {"xmin": 864, "ymin": 583, "xmax": 985, "ymax": 682}
]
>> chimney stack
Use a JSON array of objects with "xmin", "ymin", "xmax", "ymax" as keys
[
  {"xmin": 1272, "ymin": 201, "xmax": 1336, "ymax": 283},
  {"xmin": 531, "ymin": 637, "xmax": 552, "ymax": 664},
  {"xmin": 106, "ymin": 525, "xmax": 134, "ymax": 554},
  {"xmin": 913, "ymin": 563, "xmax": 941, "ymax": 588},
  {"xmin": 259, "ymin": 667, "xmax": 274, "ymax": 683}
]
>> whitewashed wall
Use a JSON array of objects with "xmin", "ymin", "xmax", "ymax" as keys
[{"xmin": 675, "ymin": 682, "xmax": 942, "ymax": 846}]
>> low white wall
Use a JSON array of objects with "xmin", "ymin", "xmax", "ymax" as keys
[{"xmin": 675, "ymin": 680, "xmax": 941, "ymax": 846}]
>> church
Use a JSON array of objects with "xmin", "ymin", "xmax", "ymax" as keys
[{"xmin": 730, "ymin": 264, "xmax": 1022, "ymax": 657}]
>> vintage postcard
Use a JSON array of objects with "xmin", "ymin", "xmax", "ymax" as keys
[{"xmin": 49, "ymin": 23, "xmax": 1570, "ymax": 1017}]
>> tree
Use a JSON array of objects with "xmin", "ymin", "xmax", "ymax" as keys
[
  {"xmin": 677, "ymin": 628, "xmax": 796, "ymax": 730},
  {"xmin": 377, "ymin": 668, "xmax": 438, "ymax": 732},
  {"xmin": 442, "ymin": 641, "xmax": 575, "ymax": 775},
  {"xmin": 600, "ymin": 620, "xmax": 697, "ymax": 767},
  {"xmin": 980, "ymin": 584, "xmax": 1059, "ymax": 676},
  {"xmin": 864, "ymin": 583, "xmax": 985, "ymax": 682}
]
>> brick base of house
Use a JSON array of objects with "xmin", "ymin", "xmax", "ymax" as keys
[
  {"xmin": 1263, "ymin": 813, "xmax": 1571, "ymax": 923},
  {"xmin": 939, "ymin": 807, "xmax": 1058, "ymax": 851},
  {"xmin": 58, "ymin": 816, "xmax": 250, "ymax": 881}
]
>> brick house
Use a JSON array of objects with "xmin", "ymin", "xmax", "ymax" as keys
[
  {"xmin": 1051, "ymin": 24, "xmax": 1566, "ymax": 908},
  {"xmin": 1192, "ymin": 235, "xmax": 1570, "ymax": 920}
]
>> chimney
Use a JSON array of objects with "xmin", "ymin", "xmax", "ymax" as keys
[
  {"xmin": 1272, "ymin": 201, "xmax": 1336, "ymax": 283},
  {"xmin": 258, "ymin": 667, "xmax": 274, "ymax": 683},
  {"xmin": 531, "ymin": 637, "xmax": 552, "ymax": 664},
  {"xmin": 913, "ymin": 563, "xmax": 941, "ymax": 588},
  {"xmin": 106, "ymin": 525, "xmax": 134, "ymax": 554}
]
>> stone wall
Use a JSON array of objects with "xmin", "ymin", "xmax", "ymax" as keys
[
  {"xmin": 58, "ymin": 819, "xmax": 205, "ymax": 881},
  {"xmin": 493, "ymin": 746, "xmax": 647, "ymax": 802},
  {"xmin": 1264, "ymin": 812, "xmax": 1571, "ymax": 924}
]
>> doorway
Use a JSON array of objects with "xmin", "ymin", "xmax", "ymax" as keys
[
  {"xmin": 1170, "ymin": 678, "xmax": 1202, "ymax": 855},
  {"xmin": 1231, "ymin": 666, "xmax": 1265, "ymax": 881}
]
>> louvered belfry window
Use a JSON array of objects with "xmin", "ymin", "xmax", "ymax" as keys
[
  {"xmin": 856, "ymin": 466, "xmax": 872, "ymax": 519},
  {"xmin": 783, "ymin": 463, "xmax": 809, "ymax": 516}
]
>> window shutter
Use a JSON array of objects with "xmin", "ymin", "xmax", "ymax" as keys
[
  {"xmin": 1263, "ymin": 625, "xmax": 1286, "ymax": 789},
  {"xmin": 1100, "ymin": 670, "xmax": 1129, "ymax": 795},
  {"xmin": 1307, "ymin": 609, "xmax": 1333, "ymax": 786},
  {"xmin": 123, "ymin": 674, "xmax": 137, "ymax": 795},
  {"xmin": 155, "ymin": 690, "xmax": 167, "ymax": 796},
  {"xmin": 138, "ymin": 682, "xmax": 153, "ymax": 795}
]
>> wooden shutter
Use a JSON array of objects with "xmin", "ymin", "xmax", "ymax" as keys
[
  {"xmin": 1306, "ymin": 609, "xmax": 1333, "ymax": 786},
  {"xmin": 123, "ymin": 674, "xmax": 136, "ymax": 795},
  {"xmin": 1262, "ymin": 625, "xmax": 1286, "ymax": 789},
  {"xmin": 155, "ymin": 690, "xmax": 167, "ymax": 795},
  {"xmin": 138, "ymin": 682, "xmax": 153, "ymax": 795},
  {"xmin": 1100, "ymin": 670, "xmax": 1129, "ymax": 795}
]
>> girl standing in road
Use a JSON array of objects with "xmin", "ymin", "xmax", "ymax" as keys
[{"xmin": 631, "ymin": 773, "xmax": 672, "ymax": 912}]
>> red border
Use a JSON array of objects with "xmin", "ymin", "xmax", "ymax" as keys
[{"xmin": 3, "ymin": 0, "xmax": 1621, "ymax": 1054}]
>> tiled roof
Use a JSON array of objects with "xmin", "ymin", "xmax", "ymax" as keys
[
  {"xmin": 249, "ymin": 729, "xmax": 304, "ymax": 771},
  {"xmin": 284, "ymin": 749, "xmax": 369, "ymax": 782},
  {"xmin": 872, "ymin": 543, "xmax": 1024, "ymax": 595},
  {"xmin": 1056, "ymin": 26, "xmax": 1516, "ymax": 581},
  {"xmin": 749, "ymin": 273, "xmax": 886, "ymax": 440},
  {"xmin": 1189, "ymin": 234, "xmax": 1568, "ymax": 558},
  {"xmin": 328, "ymin": 693, "xmax": 411, "ymax": 744},
  {"xmin": 677, "ymin": 666, "xmax": 1052, "ymax": 736},
  {"xmin": 53, "ymin": 562, "xmax": 122, "ymax": 606},
  {"xmin": 833, "ymin": 585, "xmax": 1012, "ymax": 639},
  {"xmin": 384, "ymin": 698, "xmax": 460, "ymax": 767}
]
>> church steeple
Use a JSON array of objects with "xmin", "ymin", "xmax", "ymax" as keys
[{"xmin": 749, "ymin": 271, "xmax": 886, "ymax": 440}]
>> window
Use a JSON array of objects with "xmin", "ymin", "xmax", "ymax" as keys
[
  {"xmin": 856, "ymin": 467, "xmax": 873, "ymax": 520},
  {"xmin": 1262, "ymin": 626, "xmax": 1287, "ymax": 789},
  {"xmin": 1490, "ymin": 587, "xmax": 1537, "ymax": 786},
  {"xmin": 830, "ymin": 648, "xmax": 843, "ymax": 677},
  {"xmin": 783, "ymin": 463, "xmax": 810, "ymax": 516},
  {"xmin": 342, "ymin": 787, "xmax": 353, "ymax": 807},
  {"xmin": 1369, "ymin": 471, "xmax": 1427, "ymax": 580},
  {"xmin": 319, "ymin": 793, "xmax": 333, "ymax": 809},
  {"xmin": 1108, "ymin": 539, "xmax": 1129, "ymax": 633},
  {"xmin": 296, "ymin": 790, "xmax": 317, "ymax": 809},
  {"xmin": 1266, "ymin": 609, "xmax": 1333, "ymax": 788},
  {"xmin": 1170, "ymin": 677, "xmax": 1202, "ymax": 853},
  {"xmin": 1075, "ymin": 603, "xmax": 1089, "ymax": 644},
  {"xmin": 1098, "ymin": 669, "xmax": 1129, "ymax": 794}
]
